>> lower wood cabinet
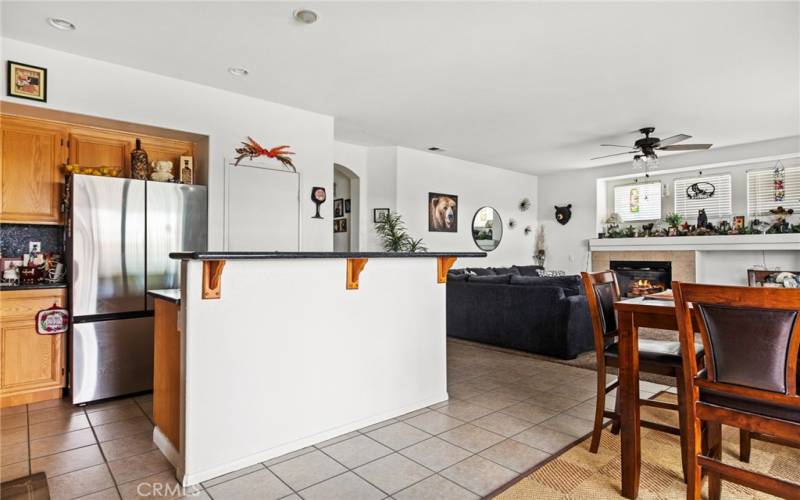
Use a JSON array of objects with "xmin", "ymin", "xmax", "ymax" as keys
[{"xmin": 0, "ymin": 288, "xmax": 67, "ymax": 408}]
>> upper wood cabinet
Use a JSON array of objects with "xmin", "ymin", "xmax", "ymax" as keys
[
  {"xmin": 68, "ymin": 128, "xmax": 134, "ymax": 177},
  {"xmin": 0, "ymin": 116, "xmax": 67, "ymax": 224},
  {"xmin": 0, "ymin": 114, "xmax": 197, "ymax": 225},
  {"xmin": 0, "ymin": 288, "xmax": 67, "ymax": 408}
]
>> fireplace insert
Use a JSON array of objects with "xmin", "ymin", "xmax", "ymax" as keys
[{"xmin": 610, "ymin": 261, "xmax": 672, "ymax": 298}]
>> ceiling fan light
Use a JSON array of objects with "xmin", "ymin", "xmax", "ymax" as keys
[{"xmin": 632, "ymin": 155, "xmax": 645, "ymax": 169}]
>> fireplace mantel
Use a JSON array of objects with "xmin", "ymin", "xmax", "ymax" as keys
[{"xmin": 589, "ymin": 233, "xmax": 800, "ymax": 252}]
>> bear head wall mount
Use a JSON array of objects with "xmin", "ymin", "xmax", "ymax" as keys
[{"xmin": 554, "ymin": 204, "xmax": 572, "ymax": 225}]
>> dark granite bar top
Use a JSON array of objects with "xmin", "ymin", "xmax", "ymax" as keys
[
  {"xmin": 0, "ymin": 283, "xmax": 68, "ymax": 291},
  {"xmin": 170, "ymin": 251, "xmax": 486, "ymax": 260},
  {"xmin": 147, "ymin": 289, "xmax": 181, "ymax": 305}
]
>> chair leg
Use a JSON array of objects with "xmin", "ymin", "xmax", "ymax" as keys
[
  {"xmin": 707, "ymin": 421, "xmax": 723, "ymax": 500},
  {"xmin": 610, "ymin": 381, "xmax": 621, "ymax": 435},
  {"xmin": 686, "ymin": 417, "xmax": 703, "ymax": 500},
  {"xmin": 589, "ymin": 367, "xmax": 607, "ymax": 453},
  {"xmin": 739, "ymin": 429, "xmax": 752, "ymax": 463},
  {"xmin": 675, "ymin": 373, "xmax": 690, "ymax": 483}
]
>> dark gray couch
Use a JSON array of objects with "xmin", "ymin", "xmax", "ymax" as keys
[{"xmin": 446, "ymin": 268, "xmax": 594, "ymax": 359}]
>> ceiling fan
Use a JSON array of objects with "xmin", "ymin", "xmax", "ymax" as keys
[{"xmin": 591, "ymin": 127, "xmax": 712, "ymax": 169}]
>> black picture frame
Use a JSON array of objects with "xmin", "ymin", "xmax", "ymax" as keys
[
  {"xmin": 345, "ymin": 199, "xmax": 351, "ymax": 213},
  {"xmin": 373, "ymin": 208, "xmax": 389, "ymax": 223},
  {"xmin": 334, "ymin": 218, "xmax": 348, "ymax": 233},
  {"xmin": 428, "ymin": 192, "xmax": 459, "ymax": 232},
  {"xmin": 333, "ymin": 198, "xmax": 344, "ymax": 218},
  {"xmin": 7, "ymin": 61, "xmax": 47, "ymax": 102}
]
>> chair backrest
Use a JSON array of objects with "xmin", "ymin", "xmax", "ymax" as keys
[
  {"xmin": 581, "ymin": 271, "xmax": 621, "ymax": 354},
  {"xmin": 673, "ymin": 282, "xmax": 800, "ymax": 402}
]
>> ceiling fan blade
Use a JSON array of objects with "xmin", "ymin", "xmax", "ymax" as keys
[
  {"xmin": 658, "ymin": 144, "xmax": 712, "ymax": 151},
  {"xmin": 590, "ymin": 150, "xmax": 639, "ymax": 160},
  {"xmin": 600, "ymin": 144, "xmax": 634, "ymax": 148},
  {"xmin": 654, "ymin": 134, "xmax": 691, "ymax": 147}
]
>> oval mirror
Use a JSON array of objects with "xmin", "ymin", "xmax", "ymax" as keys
[{"xmin": 471, "ymin": 207, "xmax": 503, "ymax": 251}]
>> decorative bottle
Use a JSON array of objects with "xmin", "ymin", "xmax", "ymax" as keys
[{"xmin": 131, "ymin": 138, "xmax": 149, "ymax": 180}]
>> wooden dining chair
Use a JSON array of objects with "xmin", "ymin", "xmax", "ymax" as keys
[
  {"xmin": 673, "ymin": 282, "xmax": 800, "ymax": 500},
  {"xmin": 581, "ymin": 271, "xmax": 704, "ymax": 480}
]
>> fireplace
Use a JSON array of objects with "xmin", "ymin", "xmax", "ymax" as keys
[{"xmin": 610, "ymin": 261, "xmax": 672, "ymax": 298}]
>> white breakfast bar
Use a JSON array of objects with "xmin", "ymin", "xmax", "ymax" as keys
[{"xmin": 147, "ymin": 251, "xmax": 484, "ymax": 486}]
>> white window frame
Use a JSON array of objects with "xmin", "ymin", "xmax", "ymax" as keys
[
  {"xmin": 673, "ymin": 174, "xmax": 733, "ymax": 221},
  {"xmin": 746, "ymin": 162, "xmax": 800, "ymax": 217},
  {"xmin": 613, "ymin": 181, "xmax": 662, "ymax": 222}
]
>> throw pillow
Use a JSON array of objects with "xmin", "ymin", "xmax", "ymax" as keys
[
  {"xmin": 467, "ymin": 274, "xmax": 512, "ymax": 284},
  {"xmin": 447, "ymin": 273, "xmax": 468, "ymax": 282},
  {"xmin": 491, "ymin": 266, "xmax": 521, "ymax": 276},
  {"xmin": 513, "ymin": 265, "xmax": 545, "ymax": 276},
  {"xmin": 448, "ymin": 268, "xmax": 467, "ymax": 276},
  {"xmin": 509, "ymin": 274, "xmax": 583, "ymax": 295},
  {"xmin": 467, "ymin": 267, "xmax": 496, "ymax": 276}
]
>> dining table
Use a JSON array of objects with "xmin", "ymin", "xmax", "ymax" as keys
[{"xmin": 613, "ymin": 295, "xmax": 686, "ymax": 499}]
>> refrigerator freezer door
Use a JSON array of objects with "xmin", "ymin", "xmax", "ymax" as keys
[
  {"xmin": 71, "ymin": 175, "xmax": 146, "ymax": 316},
  {"xmin": 71, "ymin": 316, "xmax": 154, "ymax": 404},
  {"xmin": 146, "ymin": 182, "xmax": 207, "ymax": 308}
]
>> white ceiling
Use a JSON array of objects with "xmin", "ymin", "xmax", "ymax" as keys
[{"xmin": 2, "ymin": 1, "xmax": 799, "ymax": 175}]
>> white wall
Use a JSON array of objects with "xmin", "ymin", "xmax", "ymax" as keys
[
  {"xmin": 1, "ymin": 38, "xmax": 335, "ymax": 250},
  {"xmin": 395, "ymin": 147, "xmax": 539, "ymax": 268},
  {"xmin": 538, "ymin": 136, "xmax": 800, "ymax": 274},
  {"xmin": 365, "ymin": 147, "xmax": 398, "ymax": 251}
]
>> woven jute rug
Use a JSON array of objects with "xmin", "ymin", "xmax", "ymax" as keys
[{"xmin": 491, "ymin": 393, "xmax": 800, "ymax": 499}]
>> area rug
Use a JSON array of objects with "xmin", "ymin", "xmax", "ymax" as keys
[{"xmin": 490, "ymin": 393, "xmax": 800, "ymax": 499}]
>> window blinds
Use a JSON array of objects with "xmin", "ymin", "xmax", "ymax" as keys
[
  {"xmin": 674, "ymin": 174, "xmax": 732, "ymax": 220},
  {"xmin": 613, "ymin": 182, "xmax": 661, "ymax": 222},
  {"xmin": 747, "ymin": 163, "xmax": 800, "ymax": 217}
]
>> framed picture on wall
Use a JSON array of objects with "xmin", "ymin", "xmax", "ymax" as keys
[
  {"xmin": 428, "ymin": 192, "xmax": 458, "ymax": 232},
  {"xmin": 374, "ymin": 208, "xmax": 389, "ymax": 222},
  {"xmin": 334, "ymin": 198, "xmax": 344, "ymax": 218},
  {"xmin": 7, "ymin": 61, "xmax": 47, "ymax": 102},
  {"xmin": 345, "ymin": 199, "xmax": 351, "ymax": 213},
  {"xmin": 334, "ymin": 218, "xmax": 347, "ymax": 233}
]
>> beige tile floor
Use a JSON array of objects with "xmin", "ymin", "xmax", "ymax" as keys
[{"xmin": 0, "ymin": 340, "xmax": 670, "ymax": 499}]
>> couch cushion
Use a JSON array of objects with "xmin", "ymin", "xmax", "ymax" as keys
[
  {"xmin": 513, "ymin": 265, "xmax": 545, "ymax": 276},
  {"xmin": 491, "ymin": 266, "xmax": 521, "ymax": 276},
  {"xmin": 447, "ymin": 273, "xmax": 468, "ymax": 282},
  {"xmin": 467, "ymin": 274, "xmax": 512, "ymax": 284},
  {"xmin": 448, "ymin": 268, "xmax": 467, "ymax": 276},
  {"xmin": 467, "ymin": 267, "xmax": 496, "ymax": 276},
  {"xmin": 509, "ymin": 274, "xmax": 583, "ymax": 295}
]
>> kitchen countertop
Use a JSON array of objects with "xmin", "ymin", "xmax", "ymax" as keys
[
  {"xmin": 147, "ymin": 289, "xmax": 181, "ymax": 305},
  {"xmin": 0, "ymin": 283, "xmax": 68, "ymax": 291},
  {"xmin": 170, "ymin": 251, "xmax": 487, "ymax": 260}
]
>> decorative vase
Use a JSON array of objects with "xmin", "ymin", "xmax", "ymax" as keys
[{"xmin": 131, "ymin": 138, "xmax": 149, "ymax": 180}]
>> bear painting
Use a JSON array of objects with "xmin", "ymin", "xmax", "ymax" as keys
[{"xmin": 429, "ymin": 193, "xmax": 458, "ymax": 232}]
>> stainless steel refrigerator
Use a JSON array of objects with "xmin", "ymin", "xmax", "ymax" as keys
[{"xmin": 68, "ymin": 174, "xmax": 207, "ymax": 404}]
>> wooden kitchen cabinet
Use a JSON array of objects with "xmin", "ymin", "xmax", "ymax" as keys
[
  {"xmin": 139, "ymin": 137, "xmax": 194, "ymax": 180},
  {"xmin": 68, "ymin": 127, "xmax": 134, "ymax": 177},
  {"xmin": 0, "ymin": 288, "xmax": 67, "ymax": 408},
  {"xmin": 0, "ymin": 115, "xmax": 67, "ymax": 224}
]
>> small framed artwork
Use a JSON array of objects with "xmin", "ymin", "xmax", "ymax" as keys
[
  {"xmin": 345, "ymin": 199, "xmax": 351, "ymax": 213},
  {"xmin": 7, "ymin": 61, "xmax": 47, "ymax": 102},
  {"xmin": 334, "ymin": 198, "xmax": 344, "ymax": 218},
  {"xmin": 428, "ymin": 192, "xmax": 458, "ymax": 232},
  {"xmin": 374, "ymin": 208, "xmax": 390, "ymax": 223},
  {"xmin": 733, "ymin": 215, "xmax": 745, "ymax": 230},
  {"xmin": 179, "ymin": 156, "xmax": 194, "ymax": 184},
  {"xmin": 334, "ymin": 218, "xmax": 347, "ymax": 233}
]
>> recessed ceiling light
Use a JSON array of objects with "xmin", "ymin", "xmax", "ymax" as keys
[
  {"xmin": 293, "ymin": 9, "xmax": 319, "ymax": 24},
  {"xmin": 47, "ymin": 17, "xmax": 76, "ymax": 31},
  {"xmin": 228, "ymin": 67, "xmax": 249, "ymax": 77},
  {"xmin": 428, "ymin": 147, "xmax": 445, "ymax": 152}
]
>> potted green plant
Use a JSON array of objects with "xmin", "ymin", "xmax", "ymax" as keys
[{"xmin": 374, "ymin": 211, "xmax": 427, "ymax": 252}]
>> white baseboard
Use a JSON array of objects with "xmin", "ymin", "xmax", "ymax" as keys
[{"xmin": 153, "ymin": 426, "xmax": 182, "ymax": 475}]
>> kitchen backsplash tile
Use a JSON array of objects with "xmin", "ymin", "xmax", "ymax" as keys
[{"xmin": 0, "ymin": 224, "xmax": 65, "ymax": 257}]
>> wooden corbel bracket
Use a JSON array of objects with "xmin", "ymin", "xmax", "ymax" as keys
[
  {"xmin": 346, "ymin": 258, "xmax": 368, "ymax": 290},
  {"xmin": 437, "ymin": 256, "xmax": 458, "ymax": 283},
  {"xmin": 202, "ymin": 260, "xmax": 226, "ymax": 299}
]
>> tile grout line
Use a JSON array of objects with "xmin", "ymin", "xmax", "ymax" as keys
[{"xmin": 82, "ymin": 404, "xmax": 126, "ymax": 499}]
